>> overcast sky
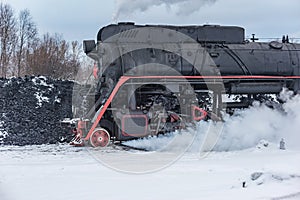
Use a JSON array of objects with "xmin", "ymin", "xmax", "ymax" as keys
[{"xmin": 2, "ymin": 0, "xmax": 300, "ymax": 43}]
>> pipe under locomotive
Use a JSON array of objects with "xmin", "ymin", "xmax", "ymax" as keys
[{"xmin": 67, "ymin": 22, "xmax": 300, "ymax": 147}]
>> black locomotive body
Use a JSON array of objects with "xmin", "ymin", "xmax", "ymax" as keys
[{"xmin": 71, "ymin": 22, "xmax": 300, "ymax": 147}]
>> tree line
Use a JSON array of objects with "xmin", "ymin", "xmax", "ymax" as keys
[{"xmin": 0, "ymin": 3, "xmax": 82, "ymax": 79}]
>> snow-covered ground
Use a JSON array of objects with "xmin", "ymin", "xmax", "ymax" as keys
[
  {"xmin": 1, "ymin": 89, "xmax": 300, "ymax": 200},
  {"xmin": 0, "ymin": 144, "xmax": 299, "ymax": 200}
]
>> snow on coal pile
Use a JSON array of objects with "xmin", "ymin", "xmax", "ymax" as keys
[{"xmin": 0, "ymin": 76, "xmax": 74, "ymax": 145}]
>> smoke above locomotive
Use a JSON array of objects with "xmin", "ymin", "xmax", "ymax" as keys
[{"xmin": 69, "ymin": 22, "xmax": 300, "ymax": 148}]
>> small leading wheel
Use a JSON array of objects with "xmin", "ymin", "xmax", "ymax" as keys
[{"xmin": 89, "ymin": 128, "xmax": 110, "ymax": 148}]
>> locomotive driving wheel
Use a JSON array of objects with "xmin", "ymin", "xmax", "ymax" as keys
[{"xmin": 89, "ymin": 128, "xmax": 110, "ymax": 148}]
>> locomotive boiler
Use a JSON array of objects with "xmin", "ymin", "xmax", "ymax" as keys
[{"xmin": 68, "ymin": 22, "xmax": 300, "ymax": 147}]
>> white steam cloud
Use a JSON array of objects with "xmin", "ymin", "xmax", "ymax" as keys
[
  {"xmin": 113, "ymin": 0, "xmax": 217, "ymax": 21},
  {"xmin": 213, "ymin": 89, "xmax": 300, "ymax": 151},
  {"xmin": 125, "ymin": 89, "xmax": 300, "ymax": 152}
]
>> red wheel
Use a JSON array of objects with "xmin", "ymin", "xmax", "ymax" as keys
[{"xmin": 89, "ymin": 128, "xmax": 110, "ymax": 148}]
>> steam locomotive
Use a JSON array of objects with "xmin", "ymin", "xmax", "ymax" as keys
[{"xmin": 68, "ymin": 22, "xmax": 300, "ymax": 147}]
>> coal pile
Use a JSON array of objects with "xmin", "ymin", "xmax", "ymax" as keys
[{"xmin": 0, "ymin": 76, "xmax": 74, "ymax": 146}]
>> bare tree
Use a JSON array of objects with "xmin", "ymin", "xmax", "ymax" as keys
[
  {"xmin": 0, "ymin": 3, "xmax": 17, "ymax": 78},
  {"xmin": 68, "ymin": 40, "xmax": 82, "ymax": 78},
  {"xmin": 0, "ymin": 2, "xmax": 82, "ymax": 79},
  {"xmin": 16, "ymin": 9, "xmax": 37, "ymax": 77},
  {"xmin": 27, "ymin": 33, "xmax": 81, "ymax": 79}
]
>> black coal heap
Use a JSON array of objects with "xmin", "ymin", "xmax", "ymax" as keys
[{"xmin": 0, "ymin": 76, "xmax": 74, "ymax": 146}]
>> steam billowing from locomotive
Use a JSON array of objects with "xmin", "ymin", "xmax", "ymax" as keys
[{"xmin": 113, "ymin": 0, "xmax": 217, "ymax": 20}]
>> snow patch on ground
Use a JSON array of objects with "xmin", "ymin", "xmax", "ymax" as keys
[
  {"xmin": 248, "ymin": 171, "xmax": 300, "ymax": 186},
  {"xmin": 0, "ymin": 144, "xmax": 299, "ymax": 200}
]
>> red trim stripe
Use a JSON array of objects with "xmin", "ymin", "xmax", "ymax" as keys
[
  {"xmin": 123, "ymin": 75, "xmax": 300, "ymax": 79},
  {"xmin": 84, "ymin": 76, "xmax": 130, "ymax": 141}
]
